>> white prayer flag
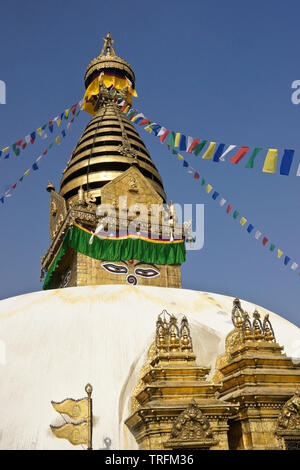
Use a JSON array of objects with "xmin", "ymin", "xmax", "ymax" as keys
[
  {"xmin": 255, "ymin": 230, "xmax": 262, "ymax": 240},
  {"xmin": 219, "ymin": 198, "xmax": 227, "ymax": 207},
  {"xmin": 291, "ymin": 262, "xmax": 298, "ymax": 271},
  {"xmin": 219, "ymin": 145, "xmax": 236, "ymax": 162},
  {"xmin": 187, "ymin": 136, "xmax": 194, "ymax": 151},
  {"xmin": 157, "ymin": 127, "xmax": 166, "ymax": 137}
]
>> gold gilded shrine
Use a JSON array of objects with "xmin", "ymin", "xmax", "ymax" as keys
[
  {"xmin": 212, "ymin": 298, "xmax": 300, "ymax": 450},
  {"xmin": 125, "ymin": 310, "xmax": 238, "ymax": 450},
  {"xmin": 41, "ymin": 34, "xmax": 183, "ymax": 289}
]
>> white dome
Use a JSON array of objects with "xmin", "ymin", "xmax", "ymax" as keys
[{"xmin": 0, "ymin": 285, "xmax": 299, "ymax": 450}]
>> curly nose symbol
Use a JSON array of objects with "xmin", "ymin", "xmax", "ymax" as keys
[{"xmin": 126, "ymin": 274, "xmax": 138, "ymax": 285}]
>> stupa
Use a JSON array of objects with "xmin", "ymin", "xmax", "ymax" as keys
[{"xmin": 0, "ymin": 34, "xmax": 300, "ymax": 451}]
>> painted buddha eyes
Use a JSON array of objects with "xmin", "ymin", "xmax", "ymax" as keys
[
  {"xmin": 102, "ymin": 263, "xmax": 128, "ymax": 274},
  {"xmin": 134, "ymin": 268, "xmax": 160, "ymax": 278},
  {"xmin": 101, "ymin": 263, "xmax": 160, "ymax": 279}
]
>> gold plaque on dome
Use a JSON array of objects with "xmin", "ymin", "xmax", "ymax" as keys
[{"xmin": 49, "ymin": 191, "xmax": 67, "ymax": 240}]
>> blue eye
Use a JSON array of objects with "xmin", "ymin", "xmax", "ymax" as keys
[{"xmin": 102, "ymin": 263, "xmax": 128, "ymax": 274}]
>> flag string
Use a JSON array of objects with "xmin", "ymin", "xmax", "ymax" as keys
[
  {"xmin": 0, "ymin": 100, "xmax": 83, "ymax": 163},
  {"xmin": 0, "ymin": 104, "xmax": 83, "ymax": 203},
  {"xmin": 104, "ymin": 87, "xmax": 300, "ymax": 277}
]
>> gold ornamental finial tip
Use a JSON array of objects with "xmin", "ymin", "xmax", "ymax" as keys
[
  {"xmin": 85, "ymin": 383, "xmax": 93, "ymax": 396},
  {"xmin": 46, "ymin": 181, "xmax": 55, "ymax": 192},
  {"xmin": 100, "ymin": 32, "xmax": 116, "ymax": 57}
]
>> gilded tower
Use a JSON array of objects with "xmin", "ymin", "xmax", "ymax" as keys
[{"xmin": 41, "ymin": 34, "xmax": 185, "ymax": 290}]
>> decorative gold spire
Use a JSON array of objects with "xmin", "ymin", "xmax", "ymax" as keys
[{"xmin": 99, "ymin": 32, "xmax": 116, "ymax": 57}]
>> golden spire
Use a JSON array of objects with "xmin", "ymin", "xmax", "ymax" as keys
[{"xmin": 99, "ymin": 32, "xmax": 116, "ymax": 57}]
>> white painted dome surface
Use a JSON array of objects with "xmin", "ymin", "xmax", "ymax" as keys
[{"xmin": 0, "ymin": 285, "xmax": 299, "ymax": 450}]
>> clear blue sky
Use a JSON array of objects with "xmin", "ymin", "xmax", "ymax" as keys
[{"xmin": 0, "ymin": 0, "xmax": 299, "ymax": 326}]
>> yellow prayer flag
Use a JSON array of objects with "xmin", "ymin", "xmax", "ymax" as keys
[
  {"xmin": 278, "ymin": 249, "xmax": 283, "ymax": 259},
  {"xmin": 51, "ymin": 397, "xmax": 89, "ymax": 421},
  {"xmin": 50, "ymin": 422, "xmax": 88, "ymax": 446},
  {"xmin": 57, "ymin": 119, "xmax": 61, "ymax": 127},
  {"xmin": 263, "ymin": 149, "xmax": 278, "ymax": 173},
  {"xmin": 178, "ymin": 154, "xmax": 184, "ymax": 160},
  {"xmin": 24, "ymin": 169, "xmax": 30, "ymax": 176},
  {"xmin": 56, "ymin": 137, "xmax": 60, "ymax": 145},
  {"xmin": 37, "ymin": 128, "xmax": 42, "ymax": 136},
  {"xmin": 175, "ymin": 133, "xmax": 181, "ymax": 147},
  {"xmin": 144, "ymin": 123, "xmax": 156, "ymax": 133},
  {"xmin": 2, "ymin": 146, "xmax": 9, "ymax": 153},
  {"xmin": 240, "ymin": 217, "xmax": 247, "ymax": 226},
  {"xmin": 202, "ymin": 142, "xmax": 216, "ymax": 159},
  {"xmin": 131, "ymin": 114, "xmax": 142, "ymax": 123},
  {"xmin": 64, "ymin": 109, "xmax": 70, "ymax": 119},
  {"xmin": 206, "ymin": 184, "xmax": 213, "ymax": 193}
]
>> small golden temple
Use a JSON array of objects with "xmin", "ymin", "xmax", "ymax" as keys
[{"xmin": 0, "ymin": 34, "xmax": 299, "ymax": 451}]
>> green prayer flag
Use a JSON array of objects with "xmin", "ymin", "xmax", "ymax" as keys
[
  {"xmin": 193, "ymin": 140, "xmax": 207, "ymax": 156},
  {"xmin": 201, "ymin": 178, "xmax": 206, "ymax": 186},
  {"xmin": 233, "ymin": 210, "xmax": 239, "ymax": 219},
  {"xmin": 167, "ymin": 131, "xmax": 176, "ymax": 147},
  {"xmin": 270, "ymin": 243, "xmax": 275, "ymax": 252},
  {"xmin": 245, "ymin": 147, "xmax": 262, "ymax": 169}
]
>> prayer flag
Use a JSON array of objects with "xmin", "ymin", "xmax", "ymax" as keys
[
  {"xmin": 228, "ymin": 146, "xmax": 250, "ymax": 164},
  {"xmin": 263, "ymin": 149, "xmax": 278, "ymax": 173},
  {"xmin": 179, "ymin": 135, "xmax": 187, "ymax": 151},
  {"xmin": 280, "ymin": 149, "xmax": 294, "ymax": 176},
  {"xmin": 202, "ymin": 142, "xmax": 216, "ymax": 159},
  {"xmin": 255, "ymin": 231, "xmax": 262, "ymax": 240},
  {"xmin": 219, "ymin": 145, "xmax": 236, "ymax": 161},
  {"xmin": 213, "ymin": 143, "xmax": 225, "ymax": 162},
  {"xmin": 245, "ymin": 147, "xmax": 262, "ymax": 168},
  {"xmin": 187, "ymin": 138, "xmax": 200, "ymax": 154},
  {"xmin": 175, "ymin": 133, "xmax": 181, "ymax": 147},
  {"xmin": 193, "ymin": 140, "xmax": 207, "ymax": 156},
  {"xmin": 187, "ymin": 136, "xmax": 193, "ymax": 151}
]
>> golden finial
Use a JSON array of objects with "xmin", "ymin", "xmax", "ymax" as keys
[
  {"xmin": 100, "ymin": 32, "xmax": 116, "ymax": 57},
  {"xmin": 46, "ymin": 181, "xmax": 55, "ymax": 193},
  {"xmin": 85, "ymin": 383, "xmax": 93, "ymax": 398}
]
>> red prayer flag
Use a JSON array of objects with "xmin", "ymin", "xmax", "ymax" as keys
[
  {"xmin": 262, "ymin": 237, "xmax": 268, "ymax": 246},
  {"xmin": 159, "ymin": 129, "xmax": 170, "ymax": 143},
  {"xmin": 228, "ymin": 146, "xmax": 250, "ymax": 164},
  {"xmin": 226, "ymin": 204, "xmax": 233, "ymax": 214},
  {"xmin": 43, "ymin": 150, "xmax": 48, "ymax": 155},
  {"xmin": 139, "ymin": 119, "xmax": 150, "ymax": 126},
  {"xmin": 12, "ymin": 183, "xmax": 17, "ymax": 189},
  {"xmin": 17, "ymin": 139, "xmax": 22, "ymax": 146},
  {"xmin": 22, "ymin": 143, "xmax": 27, "ymax": 150},
  {"xmin": 188, "ymin": 138, "xmax": 201, "ymax": 153},
  {"xmin": 194, "ymin": 172, "xmax": 200, "ymax": 180}
]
